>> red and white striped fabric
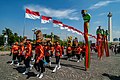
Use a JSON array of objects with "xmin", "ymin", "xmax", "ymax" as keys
[
  {"xmin": 60, "ymin": 26, "xmax": 65, "ymax": 30},
  {"xmin": 53, "ymin": 20, "xmax": 63, "ymax": 27},
  {"xmin": 63, "ymin": 24, "xmax": 69, "ymax": 29},
  {"xmin": 59, "ymin": 24, "xmax": 67, "ymax": 30},
  {"xmin": 41, "ymin": 16, "xmax": 52, "ymax": 24},
  {"xmin": 25, "ymin": 8, "xmax": 40, "ymax": 20},
  {"xmin": 67, "ymin": 26, "xmax": 73, "ymax": 32}
]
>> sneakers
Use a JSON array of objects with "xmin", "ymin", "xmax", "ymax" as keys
[
  {"xmin": 52, "ymin": 65, "xmax": 58, "ymax": 73},
  {"xmin": 49, "ymin": 62, "xmax": 51, "ymax": 67},
  {"xmin": 30, "ymin": 64, "xmax": 33, "ymax": 70},
  {"xmin": 16, "ymin": 63, "xmax": 20, "ymax": 66},
  {"xmin": 77, "ymin": 60, "xmax": 80, "ymax": 62},
  {"xmin": 80, "ymin": 58, "xmax": 82, "ymax": 61},
  {"xmin": 57, "ymin": 65, "xmax": 61, "ymax": 70},
  {"xmin": 22, "ymin": 71, "xmax": 28, "ymax": 75},
  {"xmin": 82, "ymin": 58, "xmax": 84, "ymax": 60},
  {"xmin": 22, "ymin": 68, "xmax": 29, "ymax": 75},
  {"xmin": 36, "ymin": 73, "xmax": 40, "ymax": 77},
  {"xmin": 10, "ymin": 61, "xmax": 14, "ymax": 65},
  {"xmin": 39, "ymin": 73, "xmax": 43, "ymax": 79},
  {"xmin": 57, "ymin": 62, "xmax": 61, "ymax": 69}
]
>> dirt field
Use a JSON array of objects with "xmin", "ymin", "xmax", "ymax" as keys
[{"xmin": 0, "ymin": 50, "xmax": 120, "ymax": 80}]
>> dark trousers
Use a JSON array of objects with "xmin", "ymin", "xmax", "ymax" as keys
[
  {"xmin": 67, "ymin": 53, "xmax": 72, "ymax": 59},
  {"xmin": 76, "ymin": 54, "xmax": 80, "ymax": 60},
  {"xmin": 12, "ymin": 53, "xmax": 19, "ymax": 61},
  {"xmin": 45, "ymin": 56, "xmax": 50, "ymax": 63},
  {"xmin": 55, "ymin": 56, "xmax": 60, "ymax": 64},
  {"xmin": 82, "ymin": 52, "xmax": 85, "ymax": 58},
  {"xmin": 34, "ymin": 60, "xmax": 45, "ymax": 73},
  {"xmin": 72, "ymin": 51, "xmax": 76, "ymax": 57},
  {"xmin": 18, "ymin": 55, "xmax": 24, "ymax": 63},
  {"xmin": 24, "ymin": 57, "xmax": 31, "ymax": 68},
  {"xmin": 50, "ymin": 51, "xmax": 54, "ymax": 57}
]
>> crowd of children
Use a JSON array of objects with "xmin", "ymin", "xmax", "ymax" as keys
[{"xmin": 10, "ymin": 38, "xmax": 86, "ymax": 79}]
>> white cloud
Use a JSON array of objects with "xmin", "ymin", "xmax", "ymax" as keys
[
  {"xmin": 88, "ymin": 0, "xmax": 120, "ymax": 10},
  {"xmin": 38, "ymin": 27, "xmax": 48, "ymax": 30},
  {"xmin": 113, "ymin": 30, "xmax": 120, "ymax": 38},
  {"xmin": 93, "ymin": 21, "xmax": 101, "ymax": 24},
  {"xmin": 99, "ymin": 12, "xmax": 107, "ymax": 16},
  {"xmin": 24, "ymin": 5, "xmax": 80, "ymax": 20}
]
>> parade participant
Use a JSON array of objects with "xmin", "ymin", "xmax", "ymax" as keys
[
  {"xmin": 23, "ymin": 40, "xmax": 32, "ymax": 75},
  {"xmin": 17, "ymin": 42, "xmax": 25, "ymax": 66},
  {"xmin": 10, "ymin": 42, "xmax": 19, "ymax": 65},
  {"xmin": 52, "ymin": 41, "xmax": 62, "ymax": 73},
  {"xmin": 66, "ymin": 43, "xmax": 72, "ymax": 60},
  {"xmin": 34, "ymin": 41, "xmax": 45, "ymax": 79},
  {"xmin": 72, "ymin": 37, "xmax": 78, "ymax": 58},
  {"xmin": 100, "ymin": 29, "xmax": 105, "ymax": 59},
  {"xmin": 44, "ymin": 42, "xmax": 51, "ymax": 66},
  {"xmin": 61, "ymin": 45, "xmax": 64, "ymax": 57},
  {"xmin": 104, "ymin": 30, "xmax": 109, "ymax": 57},
  {"xmin": 81, "ymin": 10, "xmax": 91, "ymax": 70},
  {"xmin": 81, "ymin": 44, "xmax": 86, "ymax": 60},
  {"xmin": 96, "ymin": 26, "xmax": 102, "ymax": 59},
  {"xmin": 50, "ymin": 43, "xmax": 55, "ymax": 57},
  {"xmin": 75, "ymin": 44, "xmax": 82, "ymax": 62},
  {"xmin": 114, "ymin": 45, "xmax": 117, "ymax": 55}
]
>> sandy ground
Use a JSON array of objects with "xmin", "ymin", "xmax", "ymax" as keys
[{"xmin": 0, "ymin": 50, "xmax": 120, "ymax": 80}]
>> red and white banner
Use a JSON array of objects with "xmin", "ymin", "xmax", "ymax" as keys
[
  {"xmin": 25, "ymin": 8, "xmax": 40, "ymax": 19},
  {"xmin": 53, "ymin": 20, "xmax": 63, "ymax": 27},
  {"xmin": 60, "ymin": 24, "xmax": 68, "ymax": 30},
  {"xmin": 41, "ymin": 16, "xmax": 52, "ymax": 24},
  {"xmin": 63, "ymin": 24, "xmax": 69, "ymax": 29}
]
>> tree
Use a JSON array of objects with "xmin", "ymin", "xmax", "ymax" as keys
[
  {"xmin": 0, "ymin": 35, "xmax": 4, "ymax": 46},
  {"xmin": 1, "ymin": 28, "xmax": 21, "ymax": 46}
]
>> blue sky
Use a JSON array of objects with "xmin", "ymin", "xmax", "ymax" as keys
[{"xmin": 0, "ymin": 0, "xmax": 120, "ymax": 41}]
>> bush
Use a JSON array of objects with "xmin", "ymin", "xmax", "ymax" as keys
[{"xmin": 0, "ymin": 46, "xmax": 11, "ymax": 51}]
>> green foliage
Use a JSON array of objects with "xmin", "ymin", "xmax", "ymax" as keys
[
  {"xmin": 0, "ymin": 28, "xmax": 22, "ymax": 46},
  {"xmin": 0, "ymin": 46, "xmax": 11, "ymax": 51},
  {"xmin": 0, "ymin": 35, "xmax": 4, "ymax": 46},
  {"xmin": 79, "ymin": 41, "xmax": 84, "ymax": 46}
]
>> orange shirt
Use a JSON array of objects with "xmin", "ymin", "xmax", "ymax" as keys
[
  {"xmin": 19, "ymin": 45, "xmax": 24, "ymax": 55},
  {"xmin": 36, "ymin": 45, "xmax": 44, "ymax": 61},
  {"xmin": 55, "ymin": 45, "xmax": 62, "ymax": 56},
  {"xmin": 76, "ymin": 47, "xmax": 82, "ymax": 54},
  {"xmin": 44, "ymin": 46, "xmax": 50, "ymax": 56},
  {"xmin": 12, "ymin": 45, "xmax": 19, "ymax": 54},
  {"xmin": 51, "ymin": 46, "xmax": 54, "ymax": 52},
  {"xmin": 25, "ymin": 43, "xmax": 32, "ymax": 58},
  {"xmin": 66, "ymin": 46, "xmax": 72, "ymax": 54}
]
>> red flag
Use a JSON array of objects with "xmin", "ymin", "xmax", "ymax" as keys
[
  {"xmin": 41, "ymin": 16, "xmax": 52, "ymax": 24},
  {"xmin": 53, "ymin": 20, "xmax": 63, "ymax": 27},
  {"xmin": 25, "ymin": 8, "xmax": 40, "ymax": 19}
]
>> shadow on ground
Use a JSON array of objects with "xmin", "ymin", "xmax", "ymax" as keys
[
  {"xmin": 102, "ymin": 73, "xmax": 120, "ymax": 80},
  {"xmin": 13, "ymin": 66, "xmax": 36, "ymax": 79},
  {"xmin": 60, "ymin": 63, "xmax": 85, "ymax": 71}
]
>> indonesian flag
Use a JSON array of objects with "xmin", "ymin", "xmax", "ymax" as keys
[
  {"xmin": 60, "ymin": 24, "xmax": 68, "ymax": 30},
  {"xmin": 70, "ymin": 27, "xmax": 76, "ymax": 33},
  {"xmin": 63, "ymin": 24, "xmax": 69, "ymax": 29},
  {"xmin": 53, "ymin": 20, "xmax": 63, "ymax": 27},
  {"xmin": 74, "ymin": 29, "xmax": 83, "ymax": 35},
  {"xmin": 25, "ymin": 8, "xmax": 40, "ymax": 19},
  {"xmin": 60, "ymin": 26, "xmax": 65, "ymax": 30},
  {"xmin": 67, "ymin": 26, "xmax": 73, "ymax": 32},
  {"xmin": 41, "ymin": 16, "xmax": 52, "ymax": 24}
]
